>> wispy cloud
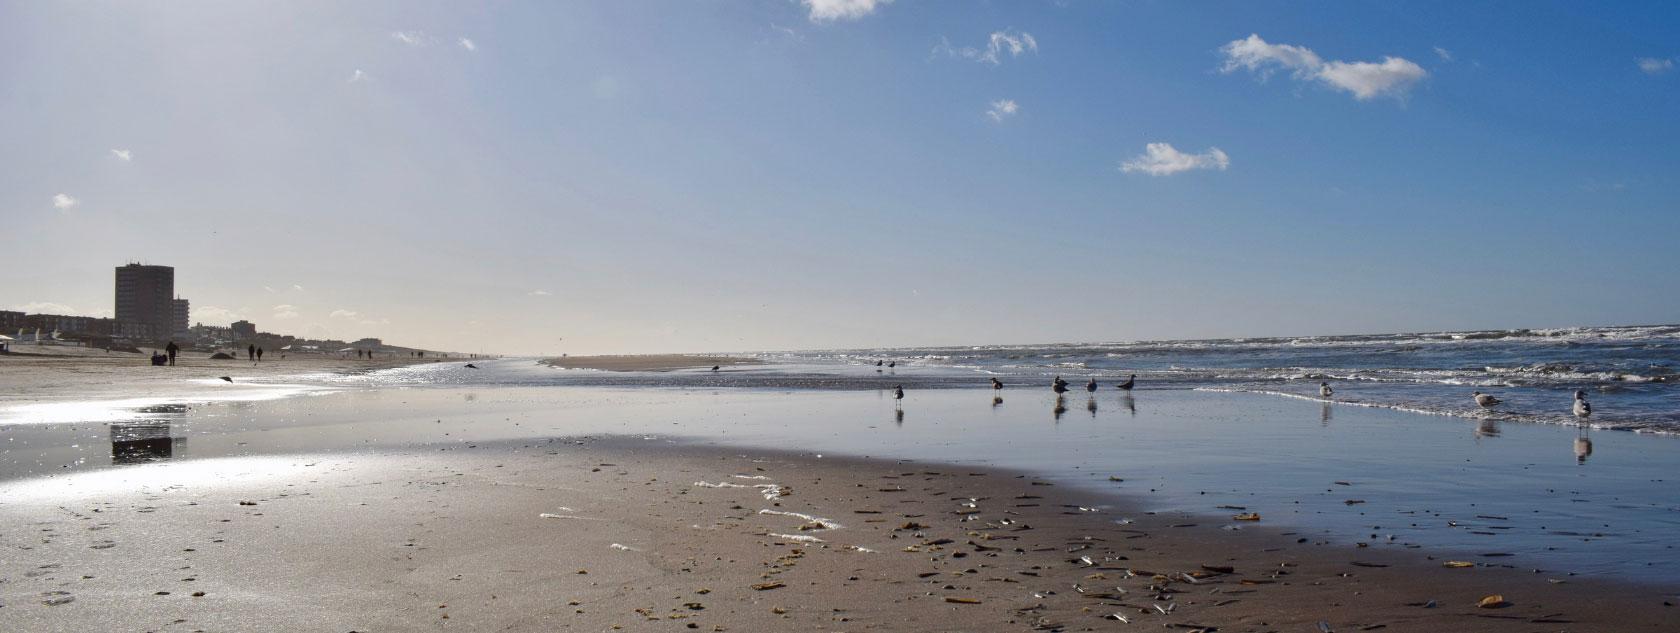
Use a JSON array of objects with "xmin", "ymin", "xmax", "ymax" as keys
[
  {"xmin": 1433, "ymin": 46, "xmax": 1453, "ymax": 62},
  {"xmin": 391, "ymin": 30, "xmax": 430, "ymax": 46},
  {"xmin": 110, "ymin": 148, "xmax": 132, "ymax": 162},
  {"xmin": 349, "ymin": 69, "xmax": 368, "ymax": 83},
  {"xmin": 1638, "ymin": 57, "xmax": 1675, "ymax": 75},
  {"xmin": 359, "ymin": 318, "xmax": 392, "ymax": 326},
  {"xmin": 803, "ymin": 0, "xmax": 891, "ymax": 22},
  {"xmin": 1220, "ymin": 34, "xmax": 1427, "ymax": 101},
  {"xmin": 52, "ymin": 193, "xmax": 78, "ymax": 211},
  {"xmin": 458, "ymin": 37, "xmax": 476, "ymax": 52},
  {"xmin": 986, "ymin": 99, "xmax": 1019, "ymax": 122},
  {"xmin": 329, "ymin": 309, "xmax": 359, "ymax": 319},
  {"xmin": 1120, "ymin": 142, "xmax": 1230, "ymax": 176},
  {"xmin": 934, "ymin": 29, "xmax": 1038, "ymax": 65},
  {"xmin": 291, "ymin": 284, "xmax": 305, "ymax": 292},
  {"xmin": 527, "ymin": 290, "xmax": 552, "ymax": 296},
  {"xmin": 272, "ymin": 304, "xmax": 300, "ymax": 320}
]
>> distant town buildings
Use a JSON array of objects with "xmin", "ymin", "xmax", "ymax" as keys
[
  {"xmin": 4, "ymin": 262, "xmax": 429, "ymax": 357},
  {"xmin": 115, "ymin": 263, "xmax": 174, "ymax": 340}
]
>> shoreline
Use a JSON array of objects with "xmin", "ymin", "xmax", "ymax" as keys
[
  {"xmin": 3, "ymin": 436, "xmax": 1673, "ymax": 631},
  {"xmin": 541, "ymin": 354, "xmax": 763, "ymax": 372}
]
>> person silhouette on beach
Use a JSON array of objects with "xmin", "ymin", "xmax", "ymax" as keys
[
  {"xmin": 247, "ymin": 344, "xmax": 255, "ymax": 361},
  {"xmin": 256, "ymin": 347, "xmax": 264, "ymax": 362},
  {"xmin": 165, "ymin": 341, "xmax": 179, "ymax": 366}
]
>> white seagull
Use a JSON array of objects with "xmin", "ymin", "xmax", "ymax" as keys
[
  {"xmin": 1319, "ymin": 381, "xmax": 1333, "ymax": 398},
  {"xmin": 1572, "ymin": 390, "xmax": 1591, "ymax": 419},
  {"xmin": 1473, "ymin": 391, "xmax": 1502, "ymax": 408}
]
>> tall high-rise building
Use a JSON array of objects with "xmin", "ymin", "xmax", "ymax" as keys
[
  {"xmin": 171, "ymin": 298, "xmax": 190, "ymax": 337},
  {"xmin": 115, "ymin": 263, "xmax": 174, "ymax": 339}
]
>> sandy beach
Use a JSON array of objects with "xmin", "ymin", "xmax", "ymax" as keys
[
  {"xmin": 3, "ymin": 357, "xmax": 1679, "ymax": 631},
  {"xmin": 4, "ymin": 436, "xmax": 1675, "ymax": 631}
]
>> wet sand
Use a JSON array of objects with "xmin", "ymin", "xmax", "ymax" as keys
[
  {"xmin": 543, "ymin": 354, "xmax": 762, "ymax": 372},
  {"xmin": 3, "ymin": 437, "xmax": 1674, "ymax": 632}
]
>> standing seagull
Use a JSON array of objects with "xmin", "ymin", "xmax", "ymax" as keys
[
  {"xmin": 1319, "ymin": 381, "xmax": 1333, "ymax": 399},
  {"xmin": 1052, "ymin": 379, "xmax": 1070, "ymax": 394},
  {"xmin": 1473, "ymin": 391, "xmax": 1502, "ymax": 408},
  {"xmin": 1573, "ymin": 390, "xmax": 1591, "ymax": 419},
  {"xmin": 1085, "ymin": 378, "xmax": 1098, "ymax": 393},
  {"xmin": 1115, "ymin": 374, "xmax": 1136, "ymax": 391},
  {"xmin": 888, "ymin": 361, "xmax": 897, "ymax": 369},
  {"xmin": 991, "ymin": 378, "xmax": 1004, "ymax": 391}
]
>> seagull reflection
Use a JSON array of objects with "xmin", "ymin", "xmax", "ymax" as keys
[
  {"xmin": 1053, "ymin": 396, "xmax": 1068, "ymax": 421},
  {"xmin": 895, "ymin": 408, "xmax": 905, "ymax": 426},
  {"xmin": 1475, "ymin": 419, "xmax": 1501, "ymax": 438},
  {"xmin": 1320, "ymin": 402, "xmax": 1333, "ymax": 425},
  {"xmin": 1574, "ymin": 425, "xmax": 1593, "ymax": 465},
  {"xmin": 1121, "ymin": 394, "xmax": 1136, "ymax": 416},
  {"xmin": 992, "ymin": 395, "xmax": 1003, "ymax": 408},
  {"xmin": 1087, "ymin": 396, "xmax": 1097, "ymax": 417}
]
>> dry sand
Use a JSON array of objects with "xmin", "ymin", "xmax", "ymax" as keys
[
  {"xmin": 3, "ymin": 437, "xmax": 1673, "ymax": 632},
  {"xmin": 0, "ymin": 352, "xmax": 432, "ymax": 405},
  {"xmin": 543, "ymin": 355, "xmax": 762, "ymax": 372}
]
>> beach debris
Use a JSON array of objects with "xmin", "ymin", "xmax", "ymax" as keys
[
  {"xmin": 1104, "ymin": 613, "xmax": 1130, "ymax": 622},
  {"xmin": 1476, "ymin": 594, "xmax": 1510, "ymax": 609},
  {"xmin": 1231, "ymin": 512, "xmax": 1261, "ymax": 521},
  {"xmin": 944, "ymin": 597, "xmax": 983, "ymax": 604},
  {"xmin": 42, "ymin": 591, "xmax": 75, "ymax": 606},
  {"xmin": 1317, "ymin": 622, "xmax": 1334, "ymax": 633},
  {"xmin": 751, "ymin": 582, "xmax": 786, "ymax": 591},
  {"xmin": 1350, "ymin": 561, "xmax": 1388, "ymax": 568},
  {"xmin": 1199, "ymin": 564, "xmax": 1235, "ymax": 574},
  {"xmin": 218, "ymin": 376, "xmax": 233, "ymax": 382},
  {"xmin": 609, "ymin": 543, "xmax": 638, "ymax": 551},
  {"xmin": 1344, "ymin": 499, "xmax": 1366, "ymax": 505},
  {"xmin": 1442, "ymin": 561, "xmax": 1475, "ymax": 568},
  {"xmin": 238, "ymin": 500, "xmax": 257, "ymax": 506}
]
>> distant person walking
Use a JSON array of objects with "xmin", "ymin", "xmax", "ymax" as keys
[
  {"xmin": 247, "ymin": 344, "xmax": 256, "ymax": 362},
  {"xmin": 165, "ymin": 341, "xmax": 179, "ymax": 366},
  {"xmin": 256, "ymin": 347, "xmax": 264, "ymax": 362}
]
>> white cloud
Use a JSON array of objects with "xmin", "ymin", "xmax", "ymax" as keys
[
  {"xmin": 771, "ymin": 23, "xmax": 803, "ymax": 41},
  {"xmin": 391, "ymin": 30, "xmax": 429, "ymax": 46},
  {"xmin": 110, "ymin": 149, "xmax": 132, "ymax": 162},
  {"xmin": 273, "ymin": 310, "xmax": 299, "ymax": 320},
  {"xmin": 263, "ymin": 286, "xmax": 277, "ymax": 293},
  {"xmin": 1120, "ymin": 142, "xmax": 1230, "ymax": 176},
  {"xmin": 1219, "ymin": 34, "xmax": 1427, "ymax": 101},
  {"xmin": 52, "ymin": 193, "xmax": 78, "ymax": 210},
  {"xmin": 1638, "ymin": 57, "xmax": 1675, "ymax": 75},
  {"xmin": 194, "ymin": 305, "xmax": 245, "ymax": 324},
  {"xmin": 359, "ymin": 318, "xmax": 391, "ymax": 326},
  {"xmin": 803, "ymin": 0, "xmax": 891, "ymax": 22},
  {"xmin": 349, "ymin": 69, "xmax": 368, "ymax": 83},
  {"xmin": 986, "ymin": 99, "xmax": 1019, "ymax": 122},
  {"xmin": 16, "ymin": 301, "xmax": 77, "ymax": 314},
  {"xmin": 934, "ymin": 29, "xmax": 1039, "ymax": 65},
  {"xmin": 458, "ymin": 37, "xmax": 476, "ymax": 52},
  {"xmin": 528, "ymin": 290, "xmax": 552, "ymax": 296},
  {"xmin": 1433, "ymin": 46, "xmax": 1453, "ymax": 62},
  {"xmin": 273, "ymin": 304, "xmax": 297, "ymax": 311},
  {"xmin": 329, "ymin": 309, "xmax": 359, "ymax": 319},
  {"xmin": 291, "ymin": 284, "xmax": 305, "ymax": 291}
]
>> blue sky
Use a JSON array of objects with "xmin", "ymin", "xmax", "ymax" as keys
[{"xmin": 2, "ymin": 1, "xmax": 1676, "ymax": 354}]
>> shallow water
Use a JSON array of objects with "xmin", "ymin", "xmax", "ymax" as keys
[{"xmin": 3, "ymin": 362, "xmax": 1678, "ymax": 585}]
